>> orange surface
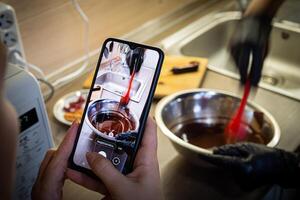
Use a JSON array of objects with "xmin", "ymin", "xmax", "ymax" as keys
[{"xmin": 155, "ymin": 55, "xmax": 208, "ymax": 98}]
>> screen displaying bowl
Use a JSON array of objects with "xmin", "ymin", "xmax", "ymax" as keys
[
  {"xmin": 86, "ymin": 99, "xmax": 138, "ymax": 138},
  {"xmin": 90, "ymin": 110, "xmax": 135, "ymax": 136}
]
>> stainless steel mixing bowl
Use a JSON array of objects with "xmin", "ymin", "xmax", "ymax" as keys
[
  {"xmin": 155, "ymin": 89, "xmax": 280, "ymax": 161},
  {"xmin": 85, "ymin": 99, "xmax": 139, "ymax": 140}
]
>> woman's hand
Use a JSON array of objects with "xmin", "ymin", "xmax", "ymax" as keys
[
  {"xmin": 66, "ymin": 118, "xmax": 163, "ymax": 200},
  {"xmin": 0, "ymin": 42, "xmax": 19, "ymax": 200},
  {"xmin": 31, "ymin": 122, "xmax": 79, "ymax": 200}
]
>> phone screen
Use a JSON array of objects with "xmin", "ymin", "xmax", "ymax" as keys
[{"xmin": 72, "ymin": 39, "xmax": 163, "ymax": 173}]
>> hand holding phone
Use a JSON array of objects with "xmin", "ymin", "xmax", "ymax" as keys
[
  {"xmin": 33, "ymin": 119, "xmax": 163, "ymax": 200},
  {"xmin": 33, "ymin": 38, "xmax": 163, "ymax": 199},
  {"xmin": 70, "ymin": 38, "xmax": 164, "ymax": 175},
  {"xmin": 32, "ymin": 122, "xmax": 79, "ymax": 200},
  {"xmin": 67, "ymin": 118, "xmax": 163, "ymax": 200}
]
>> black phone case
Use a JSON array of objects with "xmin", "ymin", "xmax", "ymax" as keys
[{"xmin": 69, "ymin": 38, "xmax": 164, "ymax": 177}]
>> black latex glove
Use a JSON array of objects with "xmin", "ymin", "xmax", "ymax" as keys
[
  {"xmin": 115, "ymin": 132, "xmax": 137, "ymax": 154},
  {"xmin": 109, "ymin": 41, "xmax": 114, "ymax": 52},
  {"xmin": 230, "ymin": 15, "xmax": 272, "ymax": 86},
  {"xmin": 205, "ymin": 143, "xmax": 300, "ymax": 189},
  {"xmin": 103, "ymin": 46, "xmax": 109, "ymax": 59},
  {"xmin": 126, "ymin": 47, "xmax": 145, "ymax": 75}
]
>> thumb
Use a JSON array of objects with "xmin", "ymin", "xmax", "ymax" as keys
[{"xmin": 86, "ymin": 152, "xmax": 126, "ymax": 191}]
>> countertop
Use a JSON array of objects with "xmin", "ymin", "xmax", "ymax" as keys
[
  {"xmin": 46, "ymin": 69, "xmax": 300, "ymax": 200},
  {"xmin": 43, "ymin": 1, "xmax": 300, "ymax": 199}
]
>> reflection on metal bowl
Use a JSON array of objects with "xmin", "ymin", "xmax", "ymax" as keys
[
  {"xmin": 86, "ymin": 99, "xmax": 139, "ymax": 140},
  {"xmin": 155, "ymin": 89, "xmax": 280, "ymax": 164}
]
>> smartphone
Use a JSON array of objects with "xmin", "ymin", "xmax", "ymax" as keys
[{"xmin": 70, "ymin": 38, "xmax": 164, "ymax": 175}]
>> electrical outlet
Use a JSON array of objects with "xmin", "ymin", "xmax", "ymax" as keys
[
  {"xmin": 0, "ymin": 2, "xmax": 26, "ymax": 66},
  {"xmin": 3, "ymin": 31, "xmax": 17, "ymax": 46}
]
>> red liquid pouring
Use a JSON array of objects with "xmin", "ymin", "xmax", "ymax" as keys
[
  {"xmin": 119, "ymin": 71, "xmax": 136, "ymax": 106},
  {"xmin": 226, "ymin": 80, "xmax": 251, "ymax": 143}
]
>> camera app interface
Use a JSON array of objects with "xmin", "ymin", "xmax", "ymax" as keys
[{"xmin": 74, "ymin": 41, "xmax": 160, "ymax": 172}]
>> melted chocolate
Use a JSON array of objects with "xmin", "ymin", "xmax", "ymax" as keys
[
  {"xmin": 172, "ymin": 121, "xmax": 269, "ymax": 149},
  {"xmin": 91, "ymin": 111, "xmax": 135, "ymax": 136}
]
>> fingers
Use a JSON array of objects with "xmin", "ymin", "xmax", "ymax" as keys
[
  {"xmin": 250, "ymin": 46, "xmax": 265, "ymax": 86},
  {"xmin": 36, "ymin": 149, "xmax": 55, "ymax": 183},
  {"xmin": 32, "ymin": 123, "xmax": 79, "ymax": 199},
  {"xmin": 54, "ymin": 121, "xmax": 79, "ymax": 162},
  {"xmin": 213, "ymin": 145, "xmax": 242, "ymax": 157},
  {"xmin": 198, "ymin": 153, "xmax": 243, "ymax": 170},
  {"xmin": 231, "ymin": 44, "xmax": 251, "ymax": 84},
  {"xmin": 141, "ymin": 117, "xmax": 158, "ymax": 151},
  {"xmin": 86, "ymin": 152, "xmax": 126, "ymax": 193},
  {"xmin": 213, "ymin": 143, "xmax": 250, "ymax": 157},
  {"xmin": 39, "ymin": 122, "xmax": 78, "ymax": 182},
  {"xmin": 133, "ymin": 117, "xmax": 158, "ymax": 167},
  {"xmin": 66, "ymin": 168, "xmax": 108, "ymax": 195},
  {"xmin": 238, "ymin": 46, "xmax": 251, "ymax": 84}
]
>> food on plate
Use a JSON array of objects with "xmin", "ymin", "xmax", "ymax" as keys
[
  {"xmin": 63, "ymin": 95, "xmax": 85, "ymax": 122},
  {"xmin": 64, "ymin": 109, "xmax": 83, "ymax": 122},
  {"xmin": 63, "ymin": 95, "xmax": 85, "ymax": 112}
]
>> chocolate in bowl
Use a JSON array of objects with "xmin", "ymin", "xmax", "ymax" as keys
[
  {"xmin": 171, "ymin": 117, "xmax": 273, "ymax": 149},
  {"xmin": 86, "ymin": 99, "xmax": 139, "ymax": 140},
  {"xmin": 155, "ymin": 89, "xmax": 280, "ymax": 165}
]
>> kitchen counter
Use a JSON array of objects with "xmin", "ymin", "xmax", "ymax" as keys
[
  {"xmin": 46, "ymin": 69, "xmax": 300, "ymax": 200},
  {"xmin": 44, "ymin": 1, "xmax": 300, "ymax": 199},
  {"xmin": 159, "ymin": 71, "xmax": 300, "ymax": 200}
]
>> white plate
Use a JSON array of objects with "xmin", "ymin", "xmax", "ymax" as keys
[{"xmin": 53, "ymin": 90, "xmax": 89, "ymax": 126}]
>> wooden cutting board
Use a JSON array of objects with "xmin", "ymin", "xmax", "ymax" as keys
[{"xmin": 154, "ymin": 55, "xmax": 208, "ymax": 98}]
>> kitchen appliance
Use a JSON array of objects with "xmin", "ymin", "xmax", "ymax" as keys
[
  {"xmin": 5, "ymin": 63, "xmax": 54, "ymax": 200},
  {"xmin": 155, "ymin": 89, "xmax": 280, "ymax": 165}
]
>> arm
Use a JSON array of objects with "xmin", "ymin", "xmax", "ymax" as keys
[
  {"xmin": 0, "ymin": 43, "xmax": 19, "ymax": 199},
  {"xmin": 244, "ymin": 0, "xmax": 285, "ymax": 18}
]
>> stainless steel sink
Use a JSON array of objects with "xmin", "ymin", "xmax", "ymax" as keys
[
  {"xmin": 161, "ymin": 12, "xmax": 300, "ymax": 101},
  {"xmin": 96, "ymin": 71, "xmax": 144, "ymax": 102}
]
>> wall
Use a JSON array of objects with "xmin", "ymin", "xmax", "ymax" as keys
[{"xmin": 2, "ymin": 0, "xmax": 195, "ymax": 75}]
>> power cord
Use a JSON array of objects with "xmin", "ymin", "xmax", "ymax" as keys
[
  {"xmin": 52, "ymin": 0, "xmax": 90, "ymax": 87},
  {"xmin": 13, "ymin": 51, "xmax": 55, "ymax": 102},
  {"xmin": 11, "ymin": 0, "xmax": 90, "ymax": 101},
  {"xmin": 37, "ymin": 78, "xmax": 55, "ymax": 102},
  {"xmin": 13, "ymin": 51, "xmax": 46, "ymax": 79}
]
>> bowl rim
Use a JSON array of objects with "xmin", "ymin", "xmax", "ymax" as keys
[
  {"xmin": 85, "ymin": 98, "xmax": 140, "ymax": 140},
  {"xmin": 155, "ymin": 88, "xmax": 281, "ymax": 155}
]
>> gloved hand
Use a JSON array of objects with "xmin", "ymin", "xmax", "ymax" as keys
[
  {"xmin": 205, "ymin": 143, "xmax": 300, "ymax": 189},
  {"xmin": 126, "ymin": 47, "xmax": 145, "ymax": 75},
  {"xmin": 230, "ymin": 15, "xmax": 272, "ymax": 86}
]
